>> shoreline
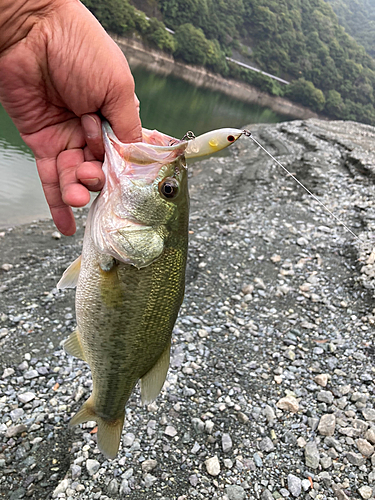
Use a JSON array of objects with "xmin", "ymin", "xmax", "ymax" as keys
[{"xmin": 112, "ymin": 34, "xmax": 320, "ymax": 121}]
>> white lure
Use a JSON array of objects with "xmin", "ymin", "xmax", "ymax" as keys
[{"xmin": 184, "ymin": 128, "xmax": 243, "ymax": 158}]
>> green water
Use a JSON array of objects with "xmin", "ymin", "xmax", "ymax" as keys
[{"xmin": 0, "ymin": 68, "xmax": 290, "ymax": 228}]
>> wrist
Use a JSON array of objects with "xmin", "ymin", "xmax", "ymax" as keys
[{"xmin": 0, "ymin": 0, "xmax": 61, "ymax": 53}]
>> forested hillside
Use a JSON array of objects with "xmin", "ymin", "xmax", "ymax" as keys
[
  {"xmin": 82, "ymin": 0, "xmax": 375, "ymax": 125},
  {"xmin": 325, "ymin": 0, "xmax": 375, "ymax": 58}
]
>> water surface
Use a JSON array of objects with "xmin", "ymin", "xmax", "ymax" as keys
[{"xmin": 0, "ymin": 68, "xmax": 290, "ymax": 228}]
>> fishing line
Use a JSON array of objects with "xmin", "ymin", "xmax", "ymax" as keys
[{"xmin": 242, "ymin": 129, "xmax": 361, "ymax": 242}]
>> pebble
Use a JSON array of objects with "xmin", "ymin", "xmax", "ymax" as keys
[
  {"xmin": 261, "ymin": 490, "xmax": 274, "ymax": 500},
  {"xmin": 225, "ymin": 485, "xmax": 246, "ymax": 500},
  {"xmin": 358, "ymin": 485, "xmax": 373, "ymax": 499},
  {"xmin": 222, "ymin": 433, "xmax": 233, "ymax": 453},
  {"xmin": 345, "ymin": 451, "xmax": 365, "ymax": 466},
  {"xmin": 144, "ymin": 473, "xmax": 157, "ymax": 488},
  {"xmin": 301, "ymin": 479, "xmax": 312, "ymax": 491},
  {"xmin": 52, "ymin": 478, "xmax": 70, "ymax": 497},
  {"xmin": 363, "ymin": 409, "xmax": 375, "ymax": 421},
  {"xmin": 365, "ymin": 428, "xmax": 375, "ymax": 444},
  {"xmin": 317, "ymin": 390, "xmax": 334, "ymax": 404},
  {"xmin": 205, "ymin": 456, "xmax": 220, "ymax": 476},
  {"xmin": 287, "ymin": 474, "xmax": 302, "ymax": 497},
  {"xmin": 86, "ymin": 459, "xmax": 100, "ymax": 475},
  {"xmin": 164, "ymin": 425, "xmax": 177, "ymax": 437},
  {"xmin": 355, "ymin": 438, "xmax": 374, "ymax": 457},
  {"xmin": 123, "ymin": 432, "xmax": 135, "ymax": 446},
  {"xmin": 305, "ymin": 441, "xmax": 320, "ymax": 469},
  {"xmin": 314, "ymin": 373, "xmax": 328, "ymax": 387},
  {"xmin": 141, "ymin": 459, "xmax": 158, "ymax": 473},
  {"xmin": 317, "ymin": 414, "xmax": 336, "ymax": 436},
  {"xmin": 107, "ymin": 478, "xmax": 119, "ymax": 495},
  {"xmin": 259, "ymin": 436, "xmax": 275, "ymax": 452},
  {"xmin": 276, "ymin": 396, "xmax": 299, "ymax": 413},
  {"xmin": 71, "ymin": 464, "xmax": 81, "ymax": 479},
  {"xmin": 2, "ymin": 367, "xmax": 14, "ymax": 378},
  {"xmin": 5, "ymin": 424, "xmax": 27, "ymax": 438},
  {"xmin": 1, "ymin": 263, "xmax": 13, "ymax": 271},
  {"xmin": 51, "ymin": 231, "xmax": 62, "ymax": 239},
  {"xmin": 18, "ymin": 392, "xmax": 35, "ymax": 404}
]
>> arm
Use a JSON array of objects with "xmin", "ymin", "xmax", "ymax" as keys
[{"xmin": 0, "ymin": 0, "xmax": 142, "ymax": 235}]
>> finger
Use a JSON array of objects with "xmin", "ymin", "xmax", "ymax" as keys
[
  {"xmin": 76, "ymin": 161, "xmax": 105, "ymax": 191},
  {"xmin": 81, "ymin": 113, "xmax": 104, "ymax": 160},
  {"xmin": 36, "ymin": 157, "xmax": 76, "ymax": 236},
  {"xmin": 101, "ymin": 62, "xmax": 142, "ymax": 144},
  {"xmin": 57, "ymin": 149, "xmax": 91, "ymax": 207}
]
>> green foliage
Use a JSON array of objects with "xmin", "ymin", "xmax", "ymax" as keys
[
  {"xmin": 82, "ymin": 0, "xmax": 375, "ymax": 124},
  {"xmin": 145, "ymin": 18, "xmax": 176, "ymax": 52},
  {"xmin": 284, "ymin": 78, "xmax": 325, "ymax": 112},
  {"xmin": 174, "ymin": 24, "xmax": 210, "ymax": 66},
  {"xmin": 81, "ymin": 0, "xmax": 135, "ymax": 35}
]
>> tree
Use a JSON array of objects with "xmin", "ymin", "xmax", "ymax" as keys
[{"xmin": 174, "ymin": 24, "xmax": 210, "ymax": 66}]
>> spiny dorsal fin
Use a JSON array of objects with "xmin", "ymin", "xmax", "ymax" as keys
[
  {"xmin": 140, "ymin": 341, "xmax": 171, "ymax": 405},
  {"xmin": 70, "ymin": 395, "xmax": 125, "ymax": 459},
  {"xmin": 57, "ymin": 255, "xmax": 82, "ymax": 289},
  {"xmin": 64, "ymin": 329, "xmax": 86, "ymax": 361}
]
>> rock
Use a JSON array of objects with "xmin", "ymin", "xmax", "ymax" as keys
[
  {"xmin": 259, "ymin": 436, "xmax": 275, "ymax": 452},
  {"xmin": 263, "ymin": 405, "xmax": 276, "ymax": 423},
  {"xmin": 1, "ymin": 263, "xmax": 13, "ymax": 271},
  {"xmin": 24, "ymin": 370, "xmax": 39, "ymax": 380},
  {"xmin": 144, "ymin": 473, "xmax": 157, "ymax": 488},
  {"xmin": 141, "ymin": 459, "xmax": 158, "ymax": 473},
  {"xmin": 253, "ymin": 452, "xmax": 263, "ymax": 467},
  {"xmin": 316, "ymin": 390, "xmax": 333, "ymax": 404},
  {"xmin": 17, "ymin": 392, "xmax": 35, "ymax": 404},
  {"xmin": 314, "ymin": 374, "xmax": 328, "ymax": 387},
  {"xmin": 276, "ymin": 396, "xmax": 299, "ymax": 413},
  {"xmin": 305, "ymin": 441, "xmax": 320, "ymax": 469},
  {"xmin": 363, "ymin": 408, "xmax": 375, "ymax": 422},
  {"xmin": 52, "ymin": 478, "xmax": 70, "ymax": 498},
  {"xmin": 358, "ymin": 486, "xmax": 373, "ymax": 499},
  {"xmin": 205, "ymin": 456, "xmax": 220, "ymax": 476},
  {"xmin": 119, "ymin": 479, "xmax": 130, "ymax": 496},
  {"xmin": 225, "ymin": 485, "xmax": 246, "ymax": 500},
  {"xmin": 5, "ymin": 424, "xmax": 27, "ymax": 438},
  {"xmin": 86, "ymin": 459, "xmax": 100, "ymax": 475},
  {"xmin": 107, "ymin": 478, "xmax": 119, "ymax": 495},
  {"xmin": 71, "ymin": 464, "xmax": 81, "ymax": 479},
  {"xmin": 51, "ymin": 231, "xmax": 62, "ymax": 239},
  {"xmin": 123, "ymin": 432, "xmax": 135, "ymax": 446},
  {"xmin": 164, "ymin": 425, "xmax": 177, "ymax": 437},
  {"xmin": 365, "ymin": 428, "xmax": 375, "ymax": 444},
  {"xmin": 355, "ymin": 438, "xmax": 374, "ymax": 457},
  {"xmin": 317, "ymin": 414, "xmax": 336, "ymax": 436},
  {"xmin": 222, "ymin": 433, "xmax": 233, "ymax": 453},
  {"xmin": 2, "ymin": 367, "xmax": 14, "ymax": 378},
  {"xmin": 345, "ymin": 451, "xmax": 365, "ymax": 466},
  {"xmin": 261, "ymin": 490, "xmax": 274, "ymax": 500},
  {"xmin": 287, "ymin": 474, "xmax": 302, "ymax": 497},
  {"xmin": 301, "ymin": 478, "xmax": 312, "ymax": 491},
  {"xmin": 332, "ymin": 485, "xmax": 350, "ymax": 500},
  {"xmin": 10, "ymin": 408, "xmax": 24, "ymax": 422}
]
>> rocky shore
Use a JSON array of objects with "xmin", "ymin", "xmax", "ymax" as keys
[{"xmin": 0, "ymin": 119, "xmax": 375, "ymax": 500}]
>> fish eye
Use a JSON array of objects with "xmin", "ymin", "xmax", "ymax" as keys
[
  {"xmin": 159, "ymin": 178, "xmax": 179, "ymax": 199},
  {"xmin": 227, "ymin": 135, "xmax": 235, "ymax": 142}
]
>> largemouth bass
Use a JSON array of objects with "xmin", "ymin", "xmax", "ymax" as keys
[{"xmin": 58, "ymin": 124, "xmax": 243, "ymax": 459}]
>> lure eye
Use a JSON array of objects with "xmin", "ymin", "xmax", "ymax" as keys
[
  {"xmin": 159, "ymin": 178, "xmax": 179, "ymax": 199},
  {"xmin": 227, "ymin": 135, "xmax": 235, "ymax": 142}
]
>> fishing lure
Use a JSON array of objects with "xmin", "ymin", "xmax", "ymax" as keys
[{"xmin": 184, "ymin": 127, "xmax": 360, "ymax": 241}]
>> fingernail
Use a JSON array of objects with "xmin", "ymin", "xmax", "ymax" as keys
[
  {"xmin": 82, "ymin": 114, "xmax": 100, "ymax": 139},
  {"xmin": 84, "ymin": 178, "xmax": 100, "ymax": 186}
]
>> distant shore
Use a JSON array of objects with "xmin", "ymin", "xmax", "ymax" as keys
[{"xmin": 112, "ymin": 34, "xmax": 320, "ymax": 121}]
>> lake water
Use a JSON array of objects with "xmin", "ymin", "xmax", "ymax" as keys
[{"xmin": 0, "ymin": 67, "xmax": 290, "ymax": 229}]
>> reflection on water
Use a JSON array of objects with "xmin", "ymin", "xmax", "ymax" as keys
[{"xmin": 0, "ymin": 68, "xmax": 290, "ymax": 228}]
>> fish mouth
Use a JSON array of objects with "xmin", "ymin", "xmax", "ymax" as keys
[{"xmin": 102, "ymin": 122, "xmax": 188, "ymax": 183}]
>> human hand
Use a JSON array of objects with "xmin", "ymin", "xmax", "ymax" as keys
[{"xmin": 0, "ymin": 0, "xmax": 142, "ymax": 235}]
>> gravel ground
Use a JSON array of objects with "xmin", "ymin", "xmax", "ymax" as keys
[{"xmin": 1, "ymin": 118, "xmax": 375, "ymax": 500}]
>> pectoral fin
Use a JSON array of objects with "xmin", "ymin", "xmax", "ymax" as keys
[
  {"xmin": 140, "ymin": 342, "xmax": 171, "ymax": 405},
  {"xmin": 64, "ymin": 329, "xmax": 86, "ymax": 361},
  {"xmin": 70, "ymin": 395, "xmax": 125, "ymax": 459},
  {"xmin": 57, "ymin": 255, "xmax": 82, "ymax": 289}
]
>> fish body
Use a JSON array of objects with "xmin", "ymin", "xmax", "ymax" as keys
[
  {"xmin": 58, "ymin": 123, "xmax": 189, "ymax": 458},
  {"xmin": 58, "ymin": 124, "xmax": 243, "ymax": 458}
]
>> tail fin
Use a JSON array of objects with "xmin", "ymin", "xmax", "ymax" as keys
[{"xmin": 69, "ymin": 396, "xmax": 125, "ymax": 459}]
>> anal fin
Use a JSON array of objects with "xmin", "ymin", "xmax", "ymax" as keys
[
  {"xmin": 64, "ymin": 329, "xmax": 86, "ymax": 361},
  {"xmin": 57, "ymin": 255, "xmax": 82, "ymax": 289},
  {"xmin": 70, "ymin": 395, "xmax": 125, "ymax": 459},
  {"xmin": 140, "ymin": 342, "xmax": 171, "ymax": 405}
]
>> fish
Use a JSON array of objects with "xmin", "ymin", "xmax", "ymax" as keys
[{"xmin": 57, "ymin": 124, "xmax": 243, "ymax": 459}]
